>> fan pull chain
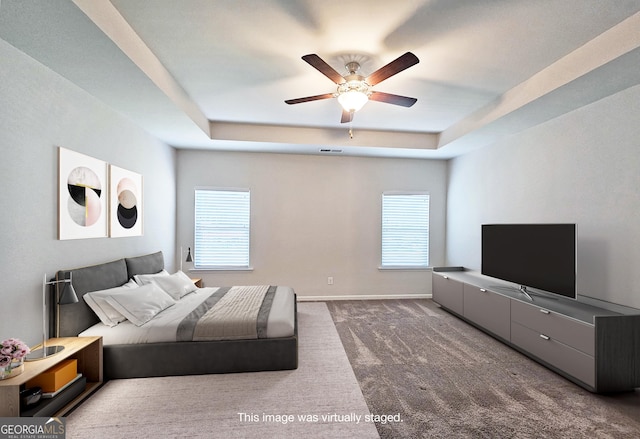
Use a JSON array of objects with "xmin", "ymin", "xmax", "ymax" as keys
[{"xmin": 349, "ymin": 116, "xmax": 354, "ymax": 139}]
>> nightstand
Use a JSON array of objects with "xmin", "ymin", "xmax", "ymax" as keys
[
  {"xmin": 191, "ymin": 278, "xmax": 203, "ymax": 288},
  {"xmin": 0, "ymin": 336, "xmax": 103, "ymax": 417}
]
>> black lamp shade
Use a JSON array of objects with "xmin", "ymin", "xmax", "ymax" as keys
[{"xmin": 58, "ymin": 281, "xmax": 78, "ymax": 305}]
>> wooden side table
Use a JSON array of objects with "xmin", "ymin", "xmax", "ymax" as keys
[
  {"xmin": 0, "ymin": 336, "xmax": 103, "ymax": 417},
  {"xmin": 191, "ymin": 278, "xmax": 203, "ymax": 288}
]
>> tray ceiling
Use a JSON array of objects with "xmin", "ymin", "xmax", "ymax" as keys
[{"xmin": 2, "ymin": 0, "xmax": 640, "ymax": 159}]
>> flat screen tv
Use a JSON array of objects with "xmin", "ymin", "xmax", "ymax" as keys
[{"xmin": 481, "ymin": 224, "xmax": 576, "ymax": 299}]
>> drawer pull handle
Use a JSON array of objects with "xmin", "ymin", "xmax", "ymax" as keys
[
  {"xmin": 539, "ymin": 334, "xmax": 550, "ymax": 341},
  {"xmin": 540, "ymin": 309, "xmax": 550, "ymax": 314},
  {"xmin": 480, "ymin": 288, "xmax": 486, "ymax": 292}
]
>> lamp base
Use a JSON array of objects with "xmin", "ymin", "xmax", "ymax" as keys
[{"xmin": 25, "ymin": 345, "xmax": 65, "ymax": 361}]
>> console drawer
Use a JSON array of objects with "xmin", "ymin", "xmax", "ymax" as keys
[
  {"xmin": 463, "ymin": 284, "xmax": 510, "ymax": 340},
  {"xmin": 432, "ymin": 274, "xmax": 464, "ymax": 315},
  {"xmin": 511, "ymin": 300, "xmax": 594, "ymax": 356},
  {"xmin": 511, "ymin": 322, "xmax": 595, "ymax": 387}
]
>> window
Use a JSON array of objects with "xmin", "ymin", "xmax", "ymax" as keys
[
  {"xmin": 381, "ymin": 192, "xmax": 430, "ymax": 268},
  {"xmin": 194, "ymin": 188, "xmax": 250, "ymax": 269}
]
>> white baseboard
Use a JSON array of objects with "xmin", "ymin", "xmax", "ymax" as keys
[{"xmin": 298, "ymin": 294, "xmax": 432, "ymax": 301}]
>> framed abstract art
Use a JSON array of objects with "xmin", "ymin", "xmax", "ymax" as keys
[
  {"xmin": 58, "ymin": 147, "xmax": 108, "ymax": 240},
  {"xmin": 109, "ymin": 164, "xmax": 143, "ymax": 237}
]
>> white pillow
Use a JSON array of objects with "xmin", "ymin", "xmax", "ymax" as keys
[
  {"xmin": 105, "ymin": 283, "xmax": 176, "ymax": 326},
  {"xmin": 84, "ymin": 285, "xmax": 133, "ymax": 327},
  {"xmin": 133, "ymin": 270, "xmax": 169, "ymax": 286},
  {"xmin": 122, "ymin": 279, "xmax": 139, "ymax": 288},
  {"xmin": 150, "ymin": 271, "xmax": 198, "ymax": 300}
]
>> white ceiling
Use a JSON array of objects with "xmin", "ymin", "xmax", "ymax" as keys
[{"xmin": 2, "ymin": 0, "xmax": 640, "ymax": 159}]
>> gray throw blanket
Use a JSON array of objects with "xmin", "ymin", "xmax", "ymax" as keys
[{"xmin": 177, "ymin": 286, "xmax": 276, "ymax": 341}]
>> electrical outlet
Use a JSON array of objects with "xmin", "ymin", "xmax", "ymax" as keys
[{"xmin": 327, "ymin": 277, "xmax": 334, "ymax": 285}]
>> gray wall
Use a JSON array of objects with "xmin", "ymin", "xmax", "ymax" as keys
[
  {"xmin": 176, "ymin": 150, "xmax": 447, "ymax": 299},
  {"xmin": 0, "ymin": 40, "xmax": 177, "ymax": 346},
  {"xmin": 446, "ymin": 84, "xmax": 640, "ymax": 309}
]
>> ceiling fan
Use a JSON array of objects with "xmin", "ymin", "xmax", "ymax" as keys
[{"xmin": 285, "ymin": 52, "xmax": 420, "ymax": 124}]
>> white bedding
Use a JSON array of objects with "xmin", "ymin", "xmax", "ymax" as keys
[{"xmin": 79, "ymin": 286, "xmax": 296, "ymax": 345}]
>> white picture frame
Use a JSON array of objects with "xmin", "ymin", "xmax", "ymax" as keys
[
  {"xmin": 58, "ymin": 147, "xmax": 108, "ymax": 240},
  {"xmin": 109, "ymin": 164, "xmax": 143, "ymax": 237}
]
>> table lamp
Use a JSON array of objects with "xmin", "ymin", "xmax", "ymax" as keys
[{"xmin": 25, "ymin": 273, "xmax": 78, "ymax": 361}]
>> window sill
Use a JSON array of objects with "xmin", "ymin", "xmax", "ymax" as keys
[
  {"xmin": 189, "ymin": 267, "xmax": 254, "ymax": 272},
  {"xmin": 378, "ymin": 266, "xmax": 432, "ymax": 271}
]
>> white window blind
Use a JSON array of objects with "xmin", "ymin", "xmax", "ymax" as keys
[
  {"xmin": 194, "ymin": 189, "xmax": 250, "ymax": 269},
  {"xmin": 381, "ymin": 193, "xmax": 430, "ymax": 268}
]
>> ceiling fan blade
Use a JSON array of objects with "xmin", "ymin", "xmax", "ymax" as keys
[
  {"xmin": 302, "ymin": 54, "xmax": 346, "ymax": 84},
  {"xmin": 285, "ymin": 93, "xmax": 335, "ymax": 105},
  {"xmin": 369, "ymin": 91, "xmax": 417, "ymax": 107},
  {"xmin": 340, "ymin": 110, "xmax": 354, "ymax": 124},
  {"xmin": 365, "ymin": 52, "xmax": 419, "ymax": 86}
]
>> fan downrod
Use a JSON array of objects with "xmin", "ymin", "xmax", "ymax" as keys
[{"xmin": 345, "ymin": 61, "xmax": 361, "ymax": 75}]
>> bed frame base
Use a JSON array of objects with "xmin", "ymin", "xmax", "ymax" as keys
[{"xmin": 104, "ymin": 335, "xmax": 298, "ymax": 379}]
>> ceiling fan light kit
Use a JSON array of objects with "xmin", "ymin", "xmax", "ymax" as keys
[
  {"xmin": 335, "ymin": 61, "xmax": 370, "ymax": 113},
  {"xmin": 337, "ymin": 86, "xmax": 370, "ymax": 112},
  {"xmin": 286, "ymin": 52, "xmax": 419, "ymax": 126}
]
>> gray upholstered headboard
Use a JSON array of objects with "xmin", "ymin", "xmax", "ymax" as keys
[
  {"xmin": 55, "ymin": 251, "xmax": 164, "ymax": 337},
  {"xmin": 124, "ymin": 251, "xmax": 164, "ymax": 278}
]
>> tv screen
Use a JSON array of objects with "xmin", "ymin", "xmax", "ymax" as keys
[{"xmin": 481, "ymin": 224, "xmax": 576, "ymax": 299}]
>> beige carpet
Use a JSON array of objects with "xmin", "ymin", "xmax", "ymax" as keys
[{"xmin": 66, "ymin": 302, "xmax": 379, "ymax": 439}]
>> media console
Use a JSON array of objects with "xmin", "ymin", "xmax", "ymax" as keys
[{"xmin": 432, "ymin": 267, "xmax": 640, "ymax": 393}]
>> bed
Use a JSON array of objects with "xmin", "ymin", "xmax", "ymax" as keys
[{"xmin": 54, "ymin": 251, "xmax": 298, "ymax": 379}]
